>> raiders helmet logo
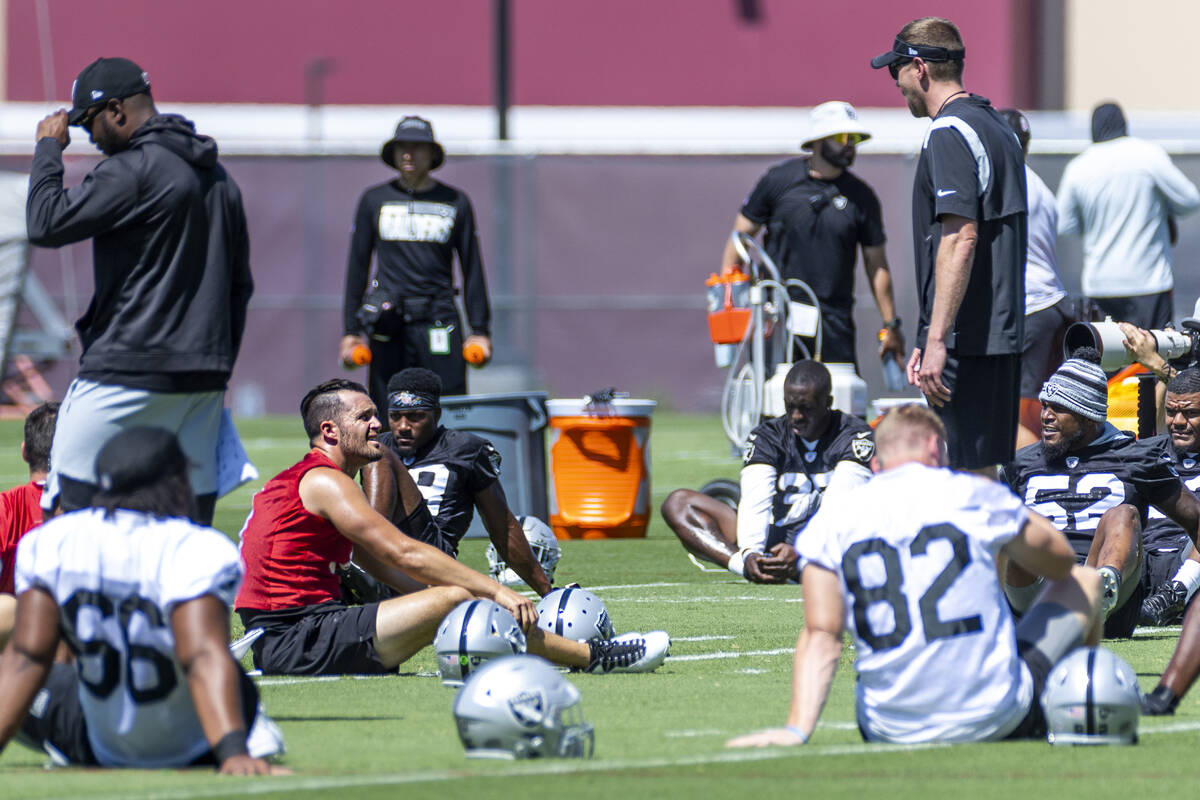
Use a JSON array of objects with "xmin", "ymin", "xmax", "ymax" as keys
[
  {"xmin": 1065, "ymin": 456, "xmax": 1079, "ymax": 468},
  {"xmin": 850, "ymin": 432, "xmax": 875, "ymax": 462},
  {"xmin": 508, "ymin": 689, "xmax": 547, "ymax": 727},
  {"xmin": 832, "ymin": 195, "xmax": 848, "ymax": 211},
  {"xmin": 1185, "ymin": 458, "xmax": 1196, "ymax": 470}
]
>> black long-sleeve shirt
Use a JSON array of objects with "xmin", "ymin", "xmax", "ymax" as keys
[
  {"xmin": 26, "ymin": 114, "xmax": 252, "ymax": 391},
  {"xmin": 342, "ymin": 179, "xmax": 490, "ymax": 336}
]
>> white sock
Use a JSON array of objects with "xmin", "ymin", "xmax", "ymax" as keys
[
  {"xmin": 727, "ymin": 550, "xmax": 745, "ymax": 577},
  {"xmin": 1172, "ymin": 558, "xmax": 1200, "ymax": 599}
]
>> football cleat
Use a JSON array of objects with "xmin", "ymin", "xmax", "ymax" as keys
[
  {"xmin": 1098, "ymin": 566, "xmax": 1120, "ymax": 618},
  {"xmin": 246, "ymin": 704, "xmax": 287, "ymax": 759},
  {"xmin": 585, "ymin": 631, "xmax": 670, "ymax": 674},
  {"xmin": 1140, "ymin": 684, "xmax": 1180, "ymax": 716},
  {"xmin": 1138, "ymin": 580, "xmax": 1187, "ymax": 627}
]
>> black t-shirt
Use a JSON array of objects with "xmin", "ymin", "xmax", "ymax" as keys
[
  {"xmin": 379, "ymin": 426, "xmax": 500, "ymax": 554},
  {"xmin": 1142, "ymin": 434, "xmax": 1200, "ymax": 552},
  {"xmin": 911, "ymin": 94, "xmax": 1027, "ymax": 355},
  {"xmin": 742, "ymin": 410, "xmax": 874, "ymax": 540},
  {"xmin": 343, "ymin": 179, "xmax": 490, "ymax": 336},
  {"xmin": 1002, "ymin": 426, "xmax": 1181, "ymax": 559},
  {"xmin": 740, "ymin": 158, "xmax": 885, "ymax": 313}
]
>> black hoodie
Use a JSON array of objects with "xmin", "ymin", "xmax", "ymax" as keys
[{"xmin": 27, "ymin": 114, "xmax": 253, "ymax": 391}]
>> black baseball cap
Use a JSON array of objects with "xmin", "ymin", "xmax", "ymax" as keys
[
  {"xmin": 870, "ymin": 36, "xmax": 964, "ymax": 70},
  {"xmin": 380, "ymin": 116, "xmax": 445, "ymax": 170},
  {"xmin": 94, "ymin": 426, "xmax": 187, "ymax": 493},
  {"xmin": 68, "ymin": 57, "xmax": 151, "ymax": 125}
]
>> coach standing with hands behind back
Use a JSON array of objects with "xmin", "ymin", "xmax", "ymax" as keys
[
  {"xmin": 871, "ymin": 17, "xmax": 1027, "ymax": 473},
  {"xmin": 26, "ymin": 58, "xmax": 252, "ymax": 524},
  {"xmin": 340, "ymin": 117, "xmax": 492, "ymax": 412}
]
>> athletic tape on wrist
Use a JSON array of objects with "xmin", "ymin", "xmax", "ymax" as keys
[{"xmin": 213, "ymin": 729, "xmax": 249, "ymax": 765}]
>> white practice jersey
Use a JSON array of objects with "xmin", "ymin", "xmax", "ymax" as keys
[
  {"xmin": 796, "ymin": 463, "xmax": 1032, "ymax": 743},
  {"xmin": 15, "ymin": 509, "xmax": 243, "ymax": 767}
]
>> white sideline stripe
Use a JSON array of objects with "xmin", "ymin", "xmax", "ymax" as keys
[
  {"xmin": 58, "ymin": 741, "xmax": 952, "ymax": 800},
  {"xmin": 586, "ymin": 581, "xmax": 688, "ymax": 592},
  {"xmin": 674, "ymin": 635, "xmax": 735, "ymax": 642},
  {"xmin": 669, "ymin": 648, "xmax": 792, "ymax": 662},
  {"xmin": 255, "ymin": 675, "xmax": 394, "ymax": 687},
  {"xmin": 609, "ymin": 596, "xmax": 799, "ymax": 604},
  {"xmin": 667, "ymin": 721, "xmax": 859, "ymax": 738},
  {"xmin": 1141, "ymin": 720, "xmax": 1200, "ymax": 734}
]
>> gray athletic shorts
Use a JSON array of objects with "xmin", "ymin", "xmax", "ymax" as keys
[
  {"xmin": 1005, "ymin": 601, "xmax": 1089, "ymax": 739},
  {"xmin": 43, "ymin": 378, "xmax": 223, "ymax": 510}
]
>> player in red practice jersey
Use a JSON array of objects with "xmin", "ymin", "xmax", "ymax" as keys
[{"xmin": 0, "ymin": 402, "xmax": 58, "ymax": 648}]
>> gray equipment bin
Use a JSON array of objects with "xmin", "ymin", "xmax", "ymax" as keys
[{"xmin": 439, "ymin": 391, "xmax": 549, "ymax": 539}]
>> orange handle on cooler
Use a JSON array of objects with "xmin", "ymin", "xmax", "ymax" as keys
[{"xmin": 706, "ymin": 266, "xmax": 752, "ymax": 345}]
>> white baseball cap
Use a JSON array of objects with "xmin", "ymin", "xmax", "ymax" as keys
[{"xmin": 801, "ymin": 101, "xmax": 872, "ymax": 151}]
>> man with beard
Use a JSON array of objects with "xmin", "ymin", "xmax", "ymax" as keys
[
  {"xmin": 661, "ymin": 360, "xmax": 874, "ymax": 583},
  {"xmin": 871, "ymin": 17, "xmax": 1027, "ymax": 472},
  {"xmin": 1109, "ymin": 334, "xmax": 1200, "ymax": 626},
  {"xmin": 1001, "ymin": 349, "xmax": 1200, "ymax": 638},
  {"xmin": 721, "ymin": 101, "xmax": 904, "ymax": 370},
  {"xmin": 234, "ymin": 379, "xmax": 667, "ymax": 676}
]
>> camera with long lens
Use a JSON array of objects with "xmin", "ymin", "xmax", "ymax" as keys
[{"xmin": 1063, "ymin": 317, "xmax": 1200, "ymax": 371}]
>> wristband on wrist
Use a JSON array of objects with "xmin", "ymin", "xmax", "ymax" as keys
[
  {"xmin": 213, "ymin": 729, "xmax": 249, "ymax": 766},
  {"xmin": 785, "ymin": 725, "xmax": 808, "ymax": 743},
  {"xmin": 1158, "ymin": 364, "xmax": 1177, "ymax": 383},
  {"xmin": 881, "ymin": 317, "xmax": 902, "ymax": 331}
]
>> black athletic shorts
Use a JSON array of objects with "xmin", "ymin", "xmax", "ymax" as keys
[
  {"xmin": 1003, "ymin": 641, "xmax": 1056, "ymax": 740},
  {"xmin": 16, "ymin": 663, "xmax": 258, "ymax": 766},
  {"xmin": 1103, "ymin": 578, "xmax": 1147, "ymax": 640},
  {"xmin": 931, "ymin": 351, "xmax": 1021, "ymax": 470},
  {"xmin": 1091, "ymin": 290, "xmax": 1173, "ymax": 331},
  {"xmin": 240, "ymin": 601, "xmax": 391, "ymax": 675},
  {"xmin": 1020, "ymin": 300, "xmax": 1072, "ymax": 398}
]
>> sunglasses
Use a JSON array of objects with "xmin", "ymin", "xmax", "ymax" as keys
[
  {"xmin": 77, "ymin": 102, "xmax": 106, "ymax": 131},
  {"xmin": 888, "ymin": 58, "xmax": 914, "ymax": 80},
  {"xmin": 829, "ymin": 133, "xmax": 866, "ymax": 146}
]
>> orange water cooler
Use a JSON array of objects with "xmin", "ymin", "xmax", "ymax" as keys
[{"xmin": 546, "ymin": 398, "xmax": 656, "ymax": 539}]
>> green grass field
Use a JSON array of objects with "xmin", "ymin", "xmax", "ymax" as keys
[{"xmin": 0, "ymin": 413, "xmax": 1195, "ymax": 799}]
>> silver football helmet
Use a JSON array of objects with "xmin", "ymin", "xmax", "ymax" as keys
[
  {"xmin": 487, "ymin": 515, "xmax": 561, "ymax": 587},
  {"xmin": 1041, "ymin": 646, "xmax": 1140, "ymax": 745},
  {"xmin": 434, "ymin": 599, "xmax": 527, "ymax": 687},
  {"xmin": 453, "ymin": 655, "xmax": 594, "ymax": 759},
  {"xmin": 535, "ymin": 586, "xmax": 614, "ymax": 642}
]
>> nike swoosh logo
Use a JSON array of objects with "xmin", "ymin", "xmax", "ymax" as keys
[{"xmin": 936, "ymin": 189, "xmax": 956, "ymax": 197}]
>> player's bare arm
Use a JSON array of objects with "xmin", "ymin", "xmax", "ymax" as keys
[
  {"xmin": 360, "ymin": 447, "xmax": 401, "ymax": 521},
  {"xmin": 917, "ymin": 214, "xmax": 977, "ymax": 404},
  {"xmin": 862, "ymin": 244, "xmax": 905, "ymax": 360},
  {"xmin": 172, "ymin": 594, "xmax": 281, "ymax": 775},
  {"xmin": 1155, "ymin": 483, "xmax": 1200, "ymax": 548},
  {"xmin": 0, "ymin": 588, "xmax": 59, "ymax": 753},
  {"xmin": 719, "ymin": 213, "xmax": 762, "ymax": 269},
  {"xmin": 475, "ymin": 482, "xmax": 551, "ymax": 596},
  {"xmin": 299, "ymin": 466, "xmax": 537, "ymax": 629},
  {"xmin": 726, "ymin": 563, "xmax": 844, "ymax": 748}
]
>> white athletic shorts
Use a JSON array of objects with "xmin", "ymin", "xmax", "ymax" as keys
[{"xmin": 43, "ymin": 378, "xmax": 224, "ymax": 510}]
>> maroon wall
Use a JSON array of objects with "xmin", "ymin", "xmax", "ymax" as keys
[{"xmin": 8, "ymin": 0, "xmax": 1033, "ymax": 108}]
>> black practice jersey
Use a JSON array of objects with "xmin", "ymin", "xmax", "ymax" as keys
[
  {"xmin": 911, "ymin": 94, "xmax": 1026, "ymax": 355},
  {"xmin": 742, "ymin": 411, "xmax": 874, "ymax": 540},
  {"xmin": 343, "ymin": 179, "xmax": 490, "ymax": 336},
  {"xmin": 740, "ymin": 158, "xmax": 885, "ymax": 311},
  {"xmin": 1002, "ymin": 426, "xmax": 1181, "ymax": 559},
  {"xmin": 380, "ymin": 426, "xmax": 500, "ymax": 553},
  {"xmin": 1142, "ymin": 434, "xmax": 1200, "ymax": 552}
]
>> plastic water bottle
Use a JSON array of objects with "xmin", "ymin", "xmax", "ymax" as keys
[{"xmin": 881, "ymin": 355, "xmax": 906, "ymax": 393}]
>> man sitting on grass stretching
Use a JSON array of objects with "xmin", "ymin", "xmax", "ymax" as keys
[
  {"xmin": 727, "ymin": 405, "xmax": 1101, "ymax": 746},
  {"xmin": 235, "ymin": 379, "xmax": 667, "ymax": 676}
]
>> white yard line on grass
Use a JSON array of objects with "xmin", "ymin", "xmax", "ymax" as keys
[
  {"xmin": 59, "ymin": 740, "xmax": 953, "ymax": 800},
  {"xmin": 668, "ymin": 648, "xmax": 792, "ymax": 662},
  {"xmin": 1133, "ymin": 625, "xmax": 1182, "ymax": 636},
  {"xmin": 674, "ymin": 635, "xmax": 735, "ymax": 642}
]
